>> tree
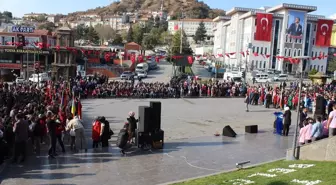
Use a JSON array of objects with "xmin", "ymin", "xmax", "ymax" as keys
[
  {"xmin": 111, "ymin": 34, "xmax": 123, "ymax": 45},
  {"xmin": 87, "ymin": 26, "xmax": 100, "ymax": 44},
  {"xmin": 160, "ymin": 31, "xmax": 172, "ymax": 45},
  {"xmin": 308, "ymin": 68, "xmax": 319, "ymax": 80},
  {"xmin": 327, "ymin": 56, "xmax": 336, "ymax": 73},
  {"xmin": 171, "ymin": 30, "xmax": 193, "ymax": 56},
  {"xmin": 126, "ymin": 25, "xmax": 133, "ymax": 42},
  {"xmin": 2, "ymin": 11, "xmax": 12, "ymax": 19},
  {"xmin": 38, "ymin": 22, "xmax": 55, "ymax": 32},
  {"xmin": 73, "ymin": 24, "xmax": 89, "ymax": 40},
  {"xmin": 142, "ymin": 27, "xmax": 162, "ymax": 50},
  {"xmin": 132, "ymin": 23, "xmax": 144, "ymax": 44},
  {"xmin": 193, "ymin": 21, "xmax": 207, "ymax": 44},
  {"xmin": 35, "ymin": 15, "xmax": 47, "ymax": 22},
  {"xmin": 94, "ymin": 24, "xmax": 116, "ymax": 42}
]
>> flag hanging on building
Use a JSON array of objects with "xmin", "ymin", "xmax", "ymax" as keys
[
  {"xmin": 174, "ymin": 24, "xmax": 179, "ymax": 30},
  {"xmin": 255, "ymin": 13, "xmax": 273, "ymax": 42},
  {"xmin": 315, "ymin": 19, "xmax": 334, "ymax": 47}
]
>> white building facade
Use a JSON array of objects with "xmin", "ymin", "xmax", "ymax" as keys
[
  {"xmin": 213, "ymin": 4, "xmax": 333, "ymax": 74},
  {"xmin": 168, "ymin": 19, "xmax": 216, "ymax": 44}
]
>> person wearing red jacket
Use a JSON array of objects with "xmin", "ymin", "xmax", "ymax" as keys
[{"xmin": 92, "ymin": 117, "xmax": 103, "ymax": 148}]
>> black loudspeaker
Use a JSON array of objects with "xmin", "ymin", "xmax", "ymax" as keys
[
  {"xmin": 222, "ymin": 125, "xmax": 237, "ymax": 137},
  {"xmin": 138, "ymin": 106, "xmax": 153, "ymax": 132},
  {"xmin": 150, "ymin": 101, "xmax": 161, "ymax": 131},
  {"xmin": 136, "ymin": 130, "xmax": 152, "ymax": 148},
  {"xmin": 245, "ymin": 125, "xmax": 258, "ymax": 133}
]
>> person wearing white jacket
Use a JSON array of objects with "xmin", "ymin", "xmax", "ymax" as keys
[{"xmin": 66, "ymin": 116, "xmax": 87, "ymax": 152}]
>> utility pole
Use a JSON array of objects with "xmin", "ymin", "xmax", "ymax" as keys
[{"xmin": 179, "ymin": 8, "xmax": 184, "ymax": 74}]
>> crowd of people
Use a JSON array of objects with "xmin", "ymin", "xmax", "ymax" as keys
[
  {"xmin": 245, "ymin": 81, "xmax": 336, "ymax": 141},
  {"xmin": 1, "ymin": 73, "xmax": 336, "ymax": 166}
]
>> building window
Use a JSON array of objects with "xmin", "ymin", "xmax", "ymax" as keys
[
  {"xmin": 311, "ymin": 51, "xmax": 314, "ymax": 57},
  {"xmin": 255, "ymin": 18, "xmax": 257, "ymax": 25},
  {"xmin": 293, "ymin": 49, "xmax": 297, "ymax": 57},
  {"xmin": 263, "ymin": 61, "xmax": 266, "ymax": 68},
  {"xmin": 2, "ymin": 36, "xmax": 15, "ymax": 45},
  {"xmin": 298, "ymin": 49, "xmax": 301, "ymax": 56},
  {"xmin": 288, "ymin": 48, "xmax": 291, "ymax": 56},
  {"xmin": 252, "ymin": 60, "xmax": 254, "ymax": 68},
  {"xmin": 256, "ymin": 61, "xmax": 258, "ymax": 68},
  {"xmin": 312, "ymin": 39, "xmax": 315, "ymax": 45},
  {"xmin": 259, "ymin": 61, "xmax": 262, "ymax": 68},
  {"xmin": 286, "ymin": 35, "xmax": 288, "ymax": 42},
  {"xmin": 310, "ymin": 65, "xmax": 312, "ymax": 70},
  {"xmin": 314, "ymin": 25, "xmax": 317, "ymax": 31},
  {"xmin": 252, "ymin": 46, "xmax": 255, "ymax": 53},
  {"xmin": 265, "ymin": 47, "xmax": 268, "ymax": 55},
  {"xmin": 321, "ymin": 66, "xmax": 324, "ymax": 72},
  {"xmin": 290, "ymin": 37, "xmax": 292, "ymax": 43},
  {"xmin": 256, "ymin": 47, "xmax": 259, "ymax": 53},
  {"xmin": 260, "ymin": 47, "xmax": 263, "ymax": 54},
  {"xmin": 299, "ymin": 39, "xmax": 302, "ymax": 44},
  {"xmin": 317, "ymin": 65, "xmax": 320, "ymax": 71},
  {"xmin": 285, "ymin": 48, "xmax": 288, "ymax": 56},
  {"xmin": 315, "ymin": 52, "xmax": 317, "ymax": 57},
  {"xmin": 314, "ymin": 65, "xmax": 316, "ymax": 69}
]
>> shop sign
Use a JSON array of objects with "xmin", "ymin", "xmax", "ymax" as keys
[
  {"xmin": 2, "ymin": 49, "xmax": 50, "ymax": 54},
  {"xmin": 0, "ymin": 63, "xmax": 21, "ymax": 69},
  {"xmin": 12, "ymin": 26, "xmax": 35, "ymax": 33}
]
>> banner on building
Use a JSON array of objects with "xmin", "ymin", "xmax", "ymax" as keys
[
  {"xmin": 255, "ymin": 13, "xmax": 273, "ymax": 42},
  {"xmin": 315, "ymin": 19, "xmax": 334, "ymax": 47},
  {"xmin": 0, "ymin": 63, "xmax": 21, "ymax": 69},
  {"xmin": 2, "ymin": 49, "xmax": 50, "ymax": 54},
  {"xmin": 332, "ymin": 25, "xmax": 336, "ymax": 47},
  {"xmin": 286, "ymin": 10, "xmax": 305, "ymax": 39}
]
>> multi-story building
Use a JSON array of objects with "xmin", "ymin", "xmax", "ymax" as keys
[
  {"xmin": 0, "ymin": 26, "xmax": 56, "ymax": 79},
  {"xmin": 23, "ymin": 13, "xmax": 47, "ymax": 20},
  {"xmin": 168, "ymin": 19, "xmax": 215, "ymax": 44},
  {"xmin": 47, "ymin": 14, "xmax": 62, "ymax": 23},
  {"xmin": 213, "ymin": 3, "xmax": 335, "ymax": 74}
]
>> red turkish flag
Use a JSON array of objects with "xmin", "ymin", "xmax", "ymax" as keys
[
  {"xmin": 253, "ymin": 52, "xmax": 259, "ymax": 57},
  {"xmin": 255, "ymin": 13, "xmax": 273, "ymax": 42},
  {"xmin": 155, "ymin": 56, "xmax": 160, "ymax": 63},
  {"xmin": 315, "ymin": 19, "xmax": 334, "ymax": 47},
  {"xmin": 187, "ymin": 56, "xmax": 193, "ymax": 64},
  {"xmin": 225, "ymin": 53, "xmax": 230, "ymax": 58},
  {"xmin": 104, "ymin": 53, "xmax": 110, "ymax": 62},
  {"xmin": 174, "ymin": 24, "xmax": 179, "ymax": 30},
  {"xmin": 138, "ymin": 55, "xmax": 144, "ymax": 63},
  {"xmin": 131, "ymin": 55, "xmax": 136, "ymax": 63}
]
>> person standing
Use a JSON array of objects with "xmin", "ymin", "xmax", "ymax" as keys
[
  {"xmin": 283, "ymin": 107, "xmax": 291, "ymax": 136},
  {"xmin": 92, "ymin": 117, "xmax": 103, "ymax": 148},
  {"xmin": 47, "ymin": 111, "xmax": 57, "ymax": 158},
  {"xmin": 100, "ymin": 117, "xmax": 110, "ymax": 148},
  {"xmin": 12, "ymin": 113, "xmax": 29, "ymax": 163},
  {"xmin": 311, "ymin": 116, "xmax": 323, "ymax": 141},
  {"xmin": 299, "ymin": 108, "xmax": 308, "ymax": 128},
  {"xmin": 66, "ymin": 115, "xmax": 87, "ymax": 152},
  {"xmin": 265, "ymin": 92, "xmax": 272, "ymax": 108},
  {"xmin": 127, "ymin": 111, "xmax": 138, "ymax": 143},
  {"xmin": 327, "ymin": 104, "xmax": 336, "ymax": 137}
]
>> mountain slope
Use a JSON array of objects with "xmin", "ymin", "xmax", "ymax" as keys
[{"xmin": 66, "ymin": 0, "xmax": 225, "ymax": 19}]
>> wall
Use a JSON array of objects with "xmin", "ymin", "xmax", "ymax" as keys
[{"xmin": 286, "ymin": 136, "xmax": 336, "ymax": 161}]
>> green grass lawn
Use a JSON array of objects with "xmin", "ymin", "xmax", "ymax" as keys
[{"xmin": 174, "ymin": 160, "xmax": 336, "ymax": 185}]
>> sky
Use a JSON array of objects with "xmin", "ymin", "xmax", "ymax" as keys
[{"xmin": 0, "ymin": 0, "xmax": 335, "ymax": 18}]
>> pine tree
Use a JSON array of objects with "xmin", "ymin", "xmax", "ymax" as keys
[
  {"xmin": 126, "ymin": 25, "xmax": 133, "ymax": 42},
  {"xmin": 172, "ymin": 30, "xmax": 193, "ymax": 55},
  {"xmin": 87, "ymin": 26, "xmax": 100, "ymax": 44},
  {"xmin": 193, "ymin": 21, "xmax": 207, "ymax": 44}
]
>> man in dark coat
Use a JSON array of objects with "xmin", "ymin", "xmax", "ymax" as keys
[
  {"xmin": 266, "ymin": 92, "xmax": 272, "ymax": 108},
  {"xmin": 283, "ymin": 107, "xmax": 291, "ymax": 136}
]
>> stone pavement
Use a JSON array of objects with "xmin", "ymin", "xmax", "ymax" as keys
[{"xmin": 0, "ymin": 98, "xmax": 296, "ymax": 185}]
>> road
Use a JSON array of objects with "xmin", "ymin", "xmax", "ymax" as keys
[
  {"xmin": 0, "ymin": 98, "xmax": 295, "ymax": 185},
  {"xmin": 191, "ymin": 62, "xmax": 213, "ymax": 79}
]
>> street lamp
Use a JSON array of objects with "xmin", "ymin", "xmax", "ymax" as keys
[{"xmin": 289, "ymin": 56, "xmax": 310, "ymax": 160}]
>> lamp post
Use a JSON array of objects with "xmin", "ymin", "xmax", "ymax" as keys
[{"xmin": 289, "ymin": 56, "xmax": 310, "ymax": 160}]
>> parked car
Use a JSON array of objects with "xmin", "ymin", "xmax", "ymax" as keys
[
  {"xmin": 15, "ymin": 77, "xmax": 25, "ymax": 84},
  {"xmin": 29, "ymin": 73, "xmax": 50, "ymax": 83},
  {"xmin": 120, "ymin": 71, "xmax": 134, "ymax": 80},
  {"xmin": 273, "ymin": 74, "xmax": 288, "ymax": 81},
  {"xmin": 135, "ymin": 63, "xmax": 149, "ymax": 73},
  {"xmin": 136, "ymin": 71, "xmax": 147, "ymax": 78},
  {"xmin": 255, "ymin": 74, "xmax": 272, "ymax": 83}
]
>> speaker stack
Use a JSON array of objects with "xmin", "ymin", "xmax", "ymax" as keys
[
  {"xmin": 137, "ymin": 102, "xmax": 164, "ymax": 149},
  {"xmin": 245, "ymin": 125, "xmax": 258, "ymax": 133}
]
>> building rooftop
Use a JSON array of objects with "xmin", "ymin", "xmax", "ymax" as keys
[
  {"xmin": 266, "ymin": 3, "xmax": 317, "ymax": 13},
  {"xmin": 226, "ymin": 7, "xmax": 265, "ymax": 16},
  {"xmin": 169, "ymin": 18, "xmax": 214, "ymax": 22},
  {"xmin": 213, "ymin": 16, "xmax": 231, "ymax": 22}
]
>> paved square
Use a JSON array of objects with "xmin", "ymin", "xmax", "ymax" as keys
[{"xmin": 0, "ymin": 98, "xmax": 295, "ymax": 185}]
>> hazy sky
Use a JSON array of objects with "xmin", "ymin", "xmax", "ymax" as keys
[{"xmin": 0, "ymin": 0, "xmax": 335, "ymax": 18}]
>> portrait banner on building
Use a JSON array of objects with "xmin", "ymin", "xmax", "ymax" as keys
[
  {"xmin": 287, "ymin": 10, "xmax": 305, "ymax": 39},
  {"xmin": 315, "ymin": 19, "xmax": 334, "ymax": 47},
  {"xmin": 255, "ymin": 13, "xmax": 273, "ymax": 42}
]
